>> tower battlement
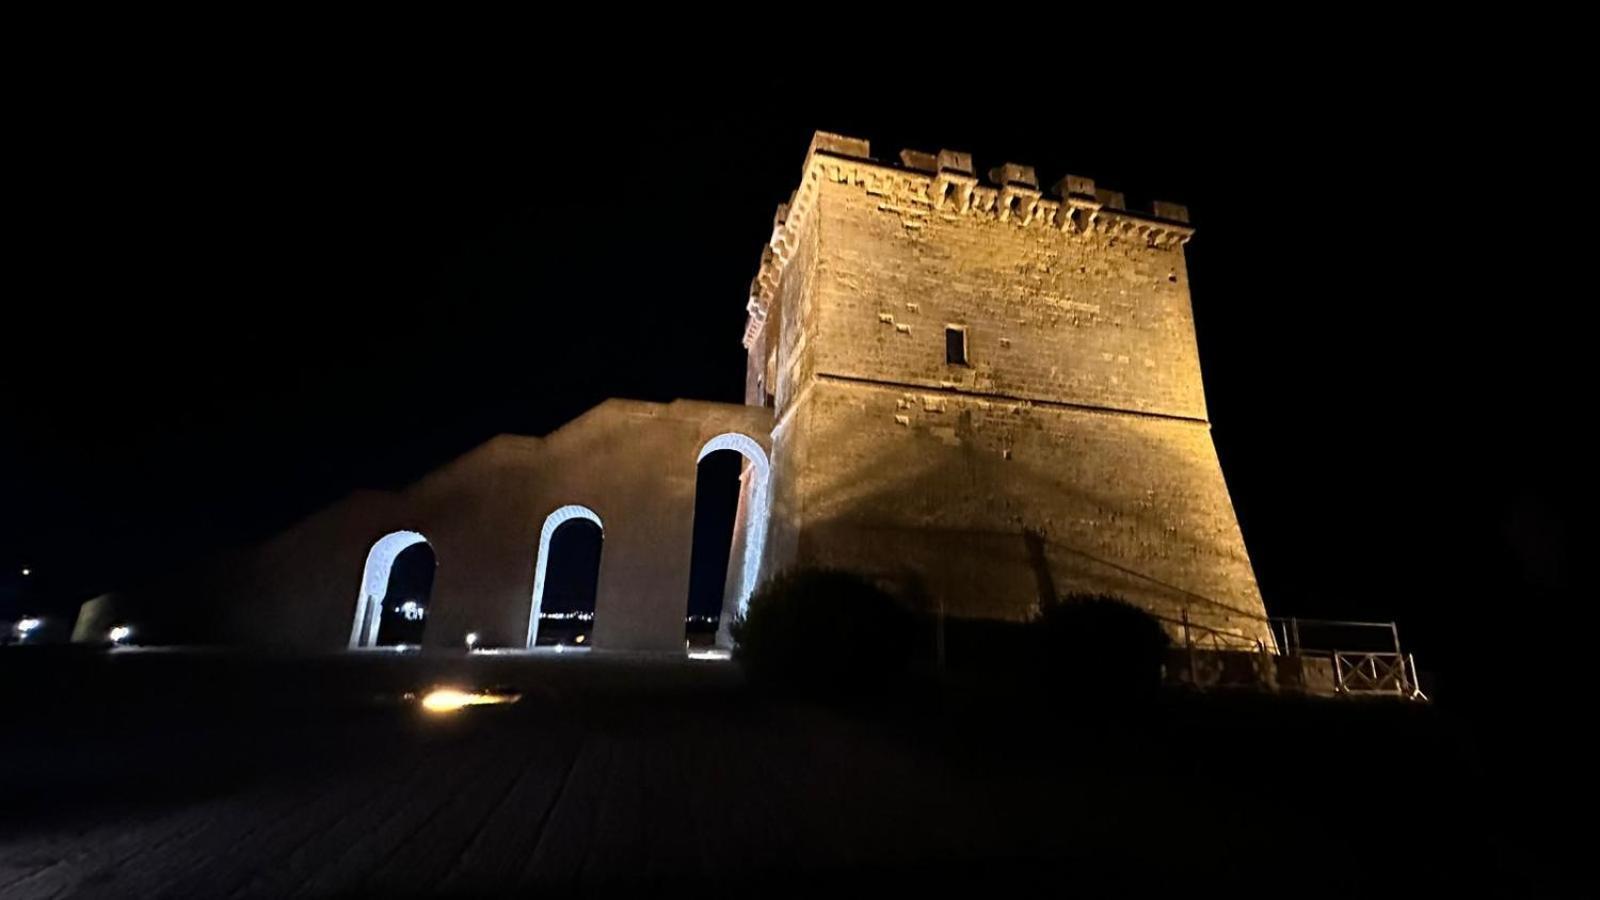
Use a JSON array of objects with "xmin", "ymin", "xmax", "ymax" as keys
[
  {"xmin": 745, "ymin": 131, "xmax": 1193, "ymax": 350},
  {"xmin": 807, "ymin": 131, "xmax": 1192, "ymax": 225}
]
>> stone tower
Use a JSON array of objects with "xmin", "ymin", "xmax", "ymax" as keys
[{"xmin": 740, "ymin": 131, "xmax": 1272, "ymax": 647}]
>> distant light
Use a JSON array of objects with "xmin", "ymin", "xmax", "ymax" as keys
[
  {"xmin": 573, "ymin": 634, "xmax": 586, "ymax": 644},
  {"xmin": 464, "ymin": 632, "xmax": 479, "ymax": 649},
  {"xmin": 108, "ymin": 625, "xmax": 132, "ymax": 644},
  {"xmin": 554, "ymin": 644, "xmax": 566, "ymax": 653},
  {"xmin": 400, "ymin": 600, "xmax": 425, "ymax": 622},
  {"xmin": 688, "ymin": 649, "xmax": 731, "ymax": 661},
  {"xmin": 14, "ymin": 617, "xmax": 42, "ymax": 637},
  {"xmin": 420, "ymin": 687, "xmax": 520, "ymax": 713},
  {"xmin": 20, "ymin": 568, "xmax": 31, "ymax": 577}
]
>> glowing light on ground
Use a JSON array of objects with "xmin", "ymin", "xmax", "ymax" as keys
[
  {"xmin": 108, "ymin": 625, "xmax": 132, "ymax": 644},
  {"xmin": 13, "ymin": 617, "xmax": 41, "ymax": 639},
  {"xmin": 687, "ymin": 649, "xmax": 731, "ymax": 661},
  {"xmin": 419, "ymin": 687, "xmax": 521, "ymax": 713},
  {"xmin": 464, "ymin": 632, "xmax": 479, "ymax": 650}
]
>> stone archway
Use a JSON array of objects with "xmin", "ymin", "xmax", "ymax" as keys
[
  {"xmin": 350, "ymin": 530, "xmax": 430, "ymax": 649},
  {"xmin": 695, "ymin": 433, "xmax": 771, "ymax": 622},
  {"xmin": 526, "ymin": 504, "xmax": 605, "ymax": 648}
]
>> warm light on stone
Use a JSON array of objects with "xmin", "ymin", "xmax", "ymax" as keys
[
  {"xmin": 743, "ymin": 131, "xmax": 1269, "ymax": 647},
  {"xmin": 193, "ymin": 130, "xmax": 1269, "ymax": 654}
]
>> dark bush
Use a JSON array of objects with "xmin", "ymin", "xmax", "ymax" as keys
[
  {"xmin": 1034, "ymin": 594, "xmax": 1171, "ymax": 696},
  {"xmin": 730, "ymin": 568, "xmax": 916, "ymax": 696}
]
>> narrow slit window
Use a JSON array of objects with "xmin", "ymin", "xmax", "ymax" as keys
[{"xmin": 945, "ymin": 326, "xmax": 968, "ymax": 366}]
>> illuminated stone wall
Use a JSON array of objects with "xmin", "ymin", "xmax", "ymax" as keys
[
  {"xmin": 185, "ymin": 129, "xmax": 1268, "ymax": 654},
  {"xmin": 201, "ymin": 399, "xmax": 772, "ymax": 652},
  {"xmin": 747, "ymin": 133, "xmax": 1272, "ymax": 646}
]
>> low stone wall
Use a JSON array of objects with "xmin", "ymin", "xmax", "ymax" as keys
[
  {"xmin": 151, "ymin": 399, "xmax": 773, "ymax": 653},
  {"xmin": 1166, "ymin": 649, "xmax": 1341, "ymax": 696}
]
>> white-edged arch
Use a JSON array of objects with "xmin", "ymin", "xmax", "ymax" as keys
[
  {"xmin": 697, "ymin": 433, "xmax": 771, "ymax": 618},
  {"xmin": 350, "ymin": 530, "xmax": 429, "ymax": 649},
  {"xmin": 526, "ymin": 504, "xmax": 605, "ymax": 648}
]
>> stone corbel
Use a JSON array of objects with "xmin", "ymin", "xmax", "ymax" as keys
[
  {"xmin": 989, "ymin": 163, "xmax": 1041, "ymax": 225},
  {"xmin": 1035, "ymin": 199, "xmax": 1061, "ymax": 229},
  {"xmin": 768, "ymin": 223, "xmax": 790, "ymax": 260},
  {"xmin": 970, "ymin": 186, "xmax": 999, "ymax": 217},
  {"xmin": 1062, "ymin": 200, "xmax": 1101, "ymax": 234},
  {"xmin": 999, "ymin": 186, "xmax": 1041, "ymax": 224},
  {"xmin": 934, "ymin": 148, "xmax": 977, "ymax": 213},
  {"xmin": 1153, "ymin": 224, "xmax": 1195, "ymax": 248},
  {"xmin": 934, "ymin": 172, "xmax": 976, "ymax": 213}
]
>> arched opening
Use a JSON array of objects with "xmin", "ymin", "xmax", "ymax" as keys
[
  {"xmin": 687, "ymin": 434, "xmax": 770, "ymax": 646},
  {"xmin": 351, "ymin": 531, "xmax": 436, "ymax": 649},
  {"xmin": 527, "ymin": 505, "xmax": 604, "ymax": 648}
]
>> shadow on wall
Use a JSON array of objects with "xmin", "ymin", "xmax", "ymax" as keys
[{"xmin": 785, "ymin": 415, "xmax": 1268, "ymax": 643}]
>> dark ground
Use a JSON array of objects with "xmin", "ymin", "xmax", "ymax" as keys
[{"xmin": 0, "ymin": 650, "xmax": 1520, "ymax": 897}]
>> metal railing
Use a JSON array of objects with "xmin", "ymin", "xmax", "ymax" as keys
[
  {"xmin": 1272, "ymin": 616, "xmax": 1397, "ymax": 657},
  {"xmin": 1276, "ymin": 617, "xmax": 1426, "ymax": 700},
  {"xmin": 1169, "ymin": 612, "xmax": 1427, "ymax": 701},
  {"xmin": 1331, "ymin": 652, "xmax": 1414, "ymax": 696},
  {"xmin": 1170, "ymin": 612, "xmax": 1270, "ymax": 653},
  {"xmin": 1168, "ymin": 610, "xmax": 1274, "ymax": 690}
]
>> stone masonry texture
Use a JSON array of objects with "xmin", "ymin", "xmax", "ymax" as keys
[{"xmin": 747, "ymin": 132, "xmax": 1272, "ymax": 647}]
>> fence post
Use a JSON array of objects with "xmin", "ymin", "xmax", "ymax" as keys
[{"xmin": 1183, "ymin": 609, "xmax": 1197, "ymax": 687}]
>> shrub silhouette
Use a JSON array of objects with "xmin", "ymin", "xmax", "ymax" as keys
[
  {"xmin": 731, "ymin": 568, "xmax": 915, "ymax": 696},
  {"xmin": 1034, "ymin": 594, "xmax": 1170, "ymax": 696}
]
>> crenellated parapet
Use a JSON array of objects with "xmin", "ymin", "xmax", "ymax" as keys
[{"xmin": 743, "ymin": 131, "xmax": 1194, "ymax": 349}]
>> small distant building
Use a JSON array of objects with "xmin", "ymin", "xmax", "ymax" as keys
[{"xmin": 72, "ymin": 592, "xmax": 124, "ymax": 643}]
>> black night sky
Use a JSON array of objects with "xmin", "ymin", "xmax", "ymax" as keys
[{"xmin": 1, "ymin": 55, "xmax": 1586, "ymax": 764}]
